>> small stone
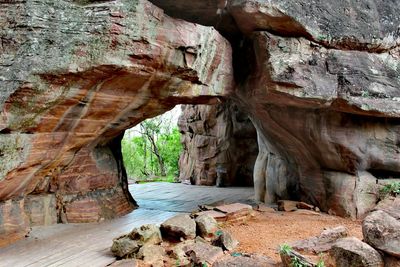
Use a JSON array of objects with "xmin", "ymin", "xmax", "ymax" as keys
[
  {"xmin": 315, "ymin": 207, "xmax": 320, "ymax": 212},
  {"xmin": 277, "ymin": 200, "xmax": 298, "ymax": 212},
  {"xmin": 160, "ymin": 215, "xmax": 196, "ymax": 240},
  {"xmin": 195, "ymin": 214, "xmax": 220, "ymax": 239},
  {"xmin": 214, "ymin": 203, "xmax": 253, "ymax": 223},
  {"xmin": 292, "ymin": 209, "xmax": 321, "ymax": 216},
  {"xmin": 195, "ymin": 210, "xmax": 227, "ymax": 222},
  {"xmin": 111, "ymin": 236, "xmax": 140, "ymax": 258},
  {"xmin": 256, "ymin": 204, "xmax": 276, "ymax": 212},
  {"xmin": 215, "ymin": 203, "xmax": 253, "ymax": 214},
  {"xmin": 296, "ymin": 202, "xmax": 314, "ymax": 210},
  {"xmin": 213, "ymin": 230, "xmax": 238, "ymax": 251},
  {"xmin": 184, "ymin": 242, "xmax": 224, "ymax": 266},
  {"xmin": 171, "ymin": 240, "xmax": 195, "ymax": 266},
  {"xmin": 136, "ymin": 244, "xmax": 166, "ymax": 267},
  {"xmin": 129, "ymin": 224, "xmax": 162, "ymax": 245},
  {"xmin": 329, "ymin": 237, "xmax": 384, "ymax": 267}
]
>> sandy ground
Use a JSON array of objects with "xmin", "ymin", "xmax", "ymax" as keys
[{"xmin": 224, "ymin": 210, "xmax": 363, "ymax": 262}]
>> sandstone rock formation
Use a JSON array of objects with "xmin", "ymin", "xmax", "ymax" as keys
[
  {"xmin": 178, "ymin": 102, "xmax": 258, "ymax": 186},
  {"xmin": 154, "ymin": 0, "xmax": 400, "ymax": 218},
  {"xmin": 2, "ymin": 0, "xmax": 400, "ymax": 248},
  {"xmin": 0, "ymin": 0, "xmax": 233, "ymax": 246}
]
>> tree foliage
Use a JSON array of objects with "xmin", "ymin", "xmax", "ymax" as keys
[{"xmin": 121, "ymin": 113, "xmax": 182, "ymax": 182}]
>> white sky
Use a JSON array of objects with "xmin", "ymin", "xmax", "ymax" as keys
[{"xmin": 124, "ymin": 105, "xmax": 182, "ymax": 138}]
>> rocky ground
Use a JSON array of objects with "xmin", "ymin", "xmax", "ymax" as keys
[
  {"xmin": 109, "ymin": 197, "xmax": 400, "ymax": 266},
  {"xmin": 225, "ymin": 210, "xmax": 363, "ymax": 263}
]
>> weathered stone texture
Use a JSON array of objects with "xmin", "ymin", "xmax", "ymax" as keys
[
  {"xmin": 0, "ymin": 0, "xmax": 233, "ymax": 246},
  {"xmin": 178, "ymin": 101, "xmax": 257, "ymax": 186},
  {"xmin": 148, "ymin": 0, "xmax": 400, "ymax": 219},
  {"xmin": 2, "ymin": 0, "xmax": 400, "ymax": 248}
]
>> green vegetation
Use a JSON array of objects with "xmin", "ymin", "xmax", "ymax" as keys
[
  {"xmin": 279, "ymin": 244, "xmax": 325, "ymax": 267},
  {"xmin": 121, "ymin": 113, "xmax": 182, "ymax": 183},
  {"xmin": 316, "ymin": 254, "xmax": 326, "ymax": 267},
  {"xmin": 279, "ymin": 244, "xmax": 293, "ymax": 256},
  {"xmin": 291, "ymin": 256, "xmax": 307, "ymax": 267},
  {"xmin": 380, "ymin": 181, "xmax": 400, "ymax": 199}
]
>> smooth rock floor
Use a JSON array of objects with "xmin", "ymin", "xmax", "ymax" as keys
[{"xmin": 0, "ymin": 182, "xmax": 254, "ymax": 267}]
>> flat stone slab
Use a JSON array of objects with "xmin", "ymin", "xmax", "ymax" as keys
[
  {"xmin": 215, "ymin": 203, "xmax": 253, "ymax": 214},
  {"xmin": 196, "ymin": 210, "xmax": 227, "ymax": 222},
  {"xmin": 214, "ymin": 203, "xmax": 254, "ymax": 223}
]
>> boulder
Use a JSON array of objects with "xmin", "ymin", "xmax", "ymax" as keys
[
  {"xmin": 213, "ymin": 230, "xmax": 239, "ymax": 251},
  {"xmin": 374, "ymin": 197, "xmax": 400, "ymax": 220},
  {"xmin": 291, "ymin": 226, "xmax": 348, "ymax": 254},
  {"xmin": 184, "ymin": 242, "xmax": 224, "ymax": 266},
  {"xmin": 195, "ymin": 214, "xmax": 220, "ymax": 239},
  {"xmin": 136, "ymin": 244, "xmax": 166, "ymax": 267},
  {"xmin": 111, "ymin": 236, "xmax": 140, "ymax": 258},
  {"xmin": 213, "ymin": 254, "xmax": 276, "ymax": 267},
  {"xmin": 160, "ymin": 215, "xmax": 196, "ymax": 241},
  {"xmin": 329, "ymin": 237, "xmax": 384, "ymax": 267},
  {"xmin": 129, "ymin": 224, "xmax": 162, "ymax": 245},
  {"xmin": 363, "ymin": 210, "xmax": 400, "ymax": 258}
]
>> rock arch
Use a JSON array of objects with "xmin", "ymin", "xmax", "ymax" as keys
[
  {"xmin": 2, "ymin": 0, "xmax": 400, "ymax": 248},
  {"xmin": 0, "ymin": 0, "xmax": 233, "ymax": 246}
]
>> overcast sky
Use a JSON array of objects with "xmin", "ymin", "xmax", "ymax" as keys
[{"xmin": 124, "ymin": 105, "xmax": 182, "ymax": 138}]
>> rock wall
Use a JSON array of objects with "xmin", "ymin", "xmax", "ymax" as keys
[
  {"xmin": 2, "ymin": 0, "xmax": 400, "ymax": 247},
  {"xmin": 150, "ymin": 0, "xmax": 400, "ymax": 219},
  {"xmin": 178, "ymin": 102, "xmax": 257, "ymax": 186},
  {"xmin": 231, "ymin": 1, "xmax": 400, "ymax": 218},
  {"xmin": 0, "ymin": 0, "xmax": 233, "ymax": 246}
]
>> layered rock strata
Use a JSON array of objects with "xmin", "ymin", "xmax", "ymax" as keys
[
  {"xmin": 178, "ymin": 102, "xmax": 257, "ymax": 186},
  {"xmin": 0, "ymin": 0, "xmax": 233, "ymax": 246},
  {"xmin": 2, "ymin": 0, "xmax": 400, "ymax": 248},
  {"xmin": 163, "ymin": 0, "xmax": 400, "ymax": 218}
]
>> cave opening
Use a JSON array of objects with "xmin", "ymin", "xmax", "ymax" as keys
[
  {"xmin": 119, "ymin": 102, "xmax": 258, "ymax": 213},
  {"xmin": 121, "ymin": 106, "xmax": 183, "ymax": 185}
]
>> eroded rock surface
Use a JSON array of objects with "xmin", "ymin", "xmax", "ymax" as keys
[
  {"xmin": 150, "ymin": 0, "xmax": 400, "ymax": 219},
  {"xmin": 363, "ymin": 210, "xmax": 400, "ymax": 258},
  {"xmin": 329, "ymin": 237, "xmax": 384, "ymax": 267},
  {"xmin": 178, "ymin": 101, "xmax": 258, "ymax": 186},
  {"xmin": 0, "ymin": 0, "xmax": 233, "ymax": 246},
  {"xmin": 2, "ymin": 0, "xmax": 400, "ymax": 248}
]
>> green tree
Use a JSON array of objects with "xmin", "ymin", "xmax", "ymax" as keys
[{"xmin": 121, "ymin": 111, "xmax": 183, "ymax": 182}]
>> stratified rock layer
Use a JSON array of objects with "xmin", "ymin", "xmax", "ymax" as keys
[
  {"xmin": 0, "ymin": 0, "xmax": 233, "ymax": 246},
  {"xmin": 2, "ymin": 0, "xmax": 400, "ymax": 248},
  {"xmin": 178, "ymin": 101, "xmax": 257, "ymax": 186},
  {"xmin": 154, "ymin": 0, "xmax": 400, "ymax": 218}
]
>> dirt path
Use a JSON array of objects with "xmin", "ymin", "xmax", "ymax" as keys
[{"xmin": 224, "ymin": 211, "xmax": 363, "ymax": 262}]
